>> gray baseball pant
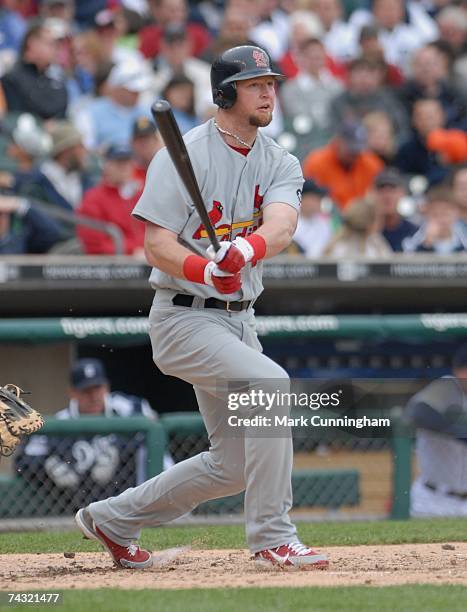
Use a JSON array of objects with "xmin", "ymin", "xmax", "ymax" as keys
[{"xmin": 89, "ymin": 289, "xmax": 297, "ymax": 553}]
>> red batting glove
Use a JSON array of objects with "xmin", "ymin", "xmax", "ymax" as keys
[
  {"xmin": 207, "ymin": 241, "xmax": 245, "ymax": 274},
  {"xmin": 209, "ymin": 264, "xmax": 242, "ymax": 294},
  {"xmin": 183, "ymin": 255, "xmax": 242, "ymax": 294},
  {"xmin": 207, "ymin": 234, "xmax": 267, "ymax": 274}
]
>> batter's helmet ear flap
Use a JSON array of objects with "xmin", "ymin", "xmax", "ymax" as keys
[{"xmin": 213, "ymin": 82, "xmax": 237, "ymax": 109}]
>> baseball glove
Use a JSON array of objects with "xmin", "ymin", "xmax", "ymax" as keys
[{"xmin": 0, "ymin": 385, "xmax": 44, "ymax": 456}]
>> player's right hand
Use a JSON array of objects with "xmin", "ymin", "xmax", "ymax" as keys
[
  {"xmin": 207, "ymin": 241, "xmax": 246, "ymax": 274},
  {"xmin": 204, "ymin": 261, "xmax": 242, "ymax": 294}
]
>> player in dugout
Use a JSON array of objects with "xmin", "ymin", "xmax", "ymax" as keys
[{"xmin": 406, "ymin": 345, "xmax": 467, "ymax": 517}]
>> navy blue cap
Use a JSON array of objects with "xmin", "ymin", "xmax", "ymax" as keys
[
  {"xmin": 302, "ymin": 179, "xmax": 328, "ymax": 197},
  {"xmin": 105, "ymin": 144, "xmax": 133, "ymax": 160},
  {"xmin": 337, "ymin": 120, "xmax": 367, "ymax": 152},
  {"xmin": 71, "ymin": 359, "xmax": 108, "ymax": 390},
  {"xmin": 132, "ymin": 116, "xmax": 157, "ymax": 138}
]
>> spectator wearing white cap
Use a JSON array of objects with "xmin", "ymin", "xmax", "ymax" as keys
[
  {"xmin": 74, "ymin": 60, "xmax": 151, "ymax": 150},
  {"xmin": 19, "ymin": 121, "xmax": 94, "ymax": 214},
  {"xmin": 6, "ymin": 113, "xmax": 52, "ymax": 175},
  {"xmin": 0, "ymin": 114, "xmax": 52, "ymax": 200}
]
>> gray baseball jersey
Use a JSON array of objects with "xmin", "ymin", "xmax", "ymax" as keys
[{"xmin": 132, "ymin": 118, "xmax": 303, "ymax": 301}]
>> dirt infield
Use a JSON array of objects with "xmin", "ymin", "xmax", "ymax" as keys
[{"xmin": 2, "ymin": 543, "xmax": 467, "ymax": 590}]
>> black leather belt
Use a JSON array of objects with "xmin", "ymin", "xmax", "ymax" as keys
[
  {"xmin": 172, "ymin": 293, "xmax": 251, "ymax": 312},
  {"xmin": 424, "ymin": 482, "xmax": 467, "ymax": 500}
]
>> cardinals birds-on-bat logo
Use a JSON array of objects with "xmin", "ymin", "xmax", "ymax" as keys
[
  {"xmin": 192, "ymin": 186, "xmax": 264, "ymax": 240},
  {"xmin": 192, "ymin": 201, "xmax": 224, "ymax": 239}
]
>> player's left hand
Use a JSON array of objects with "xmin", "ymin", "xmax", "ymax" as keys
[
  {"xmin": 205, "ymin": 262, "xmax": 242, "ymax": 294},
  {"xmin": 207, "ymin": 237, "xmax": 254, "ymax": 274}
]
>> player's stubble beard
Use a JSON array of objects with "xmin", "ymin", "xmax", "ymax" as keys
[{"xmin": 248, "ymin": 111, "xmax": 273, "ymax": 128}]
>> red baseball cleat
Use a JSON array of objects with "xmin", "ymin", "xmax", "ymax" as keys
[
  {"xmin": 255, "ymin": 542, "xmax": 329, "ymax": 570},
  {"xmin": 75, "ymin": 508, "xmax": 153, "ymax": 569}
]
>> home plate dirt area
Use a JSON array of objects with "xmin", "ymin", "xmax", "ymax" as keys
[{"xmin": 2, "ymin": 543, "xmax": 467, "ymax": 590}]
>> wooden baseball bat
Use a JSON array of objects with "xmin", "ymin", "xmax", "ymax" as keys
[{"xmin": 151, "ymin": 100, "xmax": 221, "ymax": 252}]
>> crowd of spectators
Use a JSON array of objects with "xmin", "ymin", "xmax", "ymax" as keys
[{"xmin": 0, "ymin": 0, "xmax": 466, "ymax": 257}]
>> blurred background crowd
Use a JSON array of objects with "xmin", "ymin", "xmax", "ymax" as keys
[{"xmin": 0, "ymin": 0, "xmax": 467, "ymax": 257}]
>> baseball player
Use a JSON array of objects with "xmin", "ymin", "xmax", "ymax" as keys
[
  {"xmin": 75, "ymin": 45, "xmax": 329, "ymax": 571},
  {"xmin": 406, "ymin": 345, "xmax": 467, "ymax": 517},
  {"xmin": 16, "ymin": 359, "xmax": 173, "ymax": 511}
]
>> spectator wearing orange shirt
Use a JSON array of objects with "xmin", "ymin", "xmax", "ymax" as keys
[
  {"xmin": 77, "ymin": 144, "xmax": 144, "ymax": 256},
  {"xmin": 302, "ymin": 120, "xmax": 384, "ymax": 209},
  {"xmin": 427, "ymin": 129, "xmax": 467, "ymax": 165}
]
